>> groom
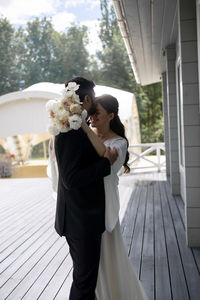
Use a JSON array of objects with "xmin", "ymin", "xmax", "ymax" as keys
[{"xmin": 54, "ymin": 77, "xmax": 118, "ymax": 300}]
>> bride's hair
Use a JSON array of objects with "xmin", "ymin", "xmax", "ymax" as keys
[{"xmin": 95, "ymin": 94, "xmax": 130, "ymax": 173}]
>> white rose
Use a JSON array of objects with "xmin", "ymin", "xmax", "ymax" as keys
[
  {"xmin": 61, "ymin": 98, "xmax": 73, "ymax": 111},
  {"xmin": 69, "ymin": 114, "xmax": 82, "ymax": 130},
  {"xmin": 57, "ymin": 109, "xmax": 69, "ymax": 121},
  {"xmin": 73, "ymin": 93, "xmax": 81, "ymax": 104},
  {"xmin": 46, "ymin": 100, "xmax": 59, "ymax": 113},
  {"xmin": 70, "ymin": 103, "xmax": 82, "ymax": 114},
  {"xmin": 47, "ymin": 124, "xmax": 60, "ymax": 136},
  {"xmin": 67, "ymin": 82, "xmax": 80, "ymax": 92},
  {"xmin": 62, "ymin": 89, "xmax": 73, "ymax": 101}
]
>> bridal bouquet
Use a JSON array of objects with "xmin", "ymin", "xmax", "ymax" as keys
[{"xmin": 46, "ymin": 82, "xmax": 87, "ymax": 136}]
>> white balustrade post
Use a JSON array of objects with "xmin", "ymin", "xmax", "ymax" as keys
[{"xmin": 157, "ymin": 146, "xmax": 161, "ymax": 172}]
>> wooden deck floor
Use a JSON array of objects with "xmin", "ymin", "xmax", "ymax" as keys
[{"xmin": 0, "ymin": 173, "xmax": 200, "ymax": 300}]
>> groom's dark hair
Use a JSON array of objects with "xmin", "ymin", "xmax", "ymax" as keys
[{"xmin": 65, "ymin": 76, "xmax": 95, "ymax": 103}]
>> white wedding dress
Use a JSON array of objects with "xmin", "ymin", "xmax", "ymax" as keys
[{"xmin": 47, "ymin": 136, "xmax": 148, "ymax": 300}]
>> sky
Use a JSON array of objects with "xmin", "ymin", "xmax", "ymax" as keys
[{"xmin": 0, "ymin": 0, "xmax": 102, "ymax": 54}]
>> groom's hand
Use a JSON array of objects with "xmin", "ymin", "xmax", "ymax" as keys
[{"xmin": 104, "ymin": 147, "xmax": 118, "ymax": 165}]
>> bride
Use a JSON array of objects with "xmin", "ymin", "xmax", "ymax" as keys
[{"xmin": 48, "ymin": 94, "xmax": 148, "ymax": 300}]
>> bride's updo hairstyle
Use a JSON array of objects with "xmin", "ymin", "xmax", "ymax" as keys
[{"xmin": 95, "ymin": 94, "xmax": 130, "ymax": 173}]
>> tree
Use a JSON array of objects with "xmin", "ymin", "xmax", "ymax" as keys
[
  {"xmin": 49, "ymin": 24, "xmax": 90, "ymax": 83},
  {"xmin": 0, "ymin": 17, "xmax": 16, "ymax": 95},
  {"xmin": 23, "ymin": 17, "xmax": 55, "ymax": 86},
  {"xmin": 142, "ymin": 83, "xmax": 163, "ymax": 142},
  {"xmin": 0, "ymin": 17, "xmax": 92, "ymax": 93},
  {"xmin": 12, "ymin": 27, "xmax": 27, "ymax": 90},
  {"xmin": 96, "ymin": 0, "xmax": 138, "ymax": 92}
]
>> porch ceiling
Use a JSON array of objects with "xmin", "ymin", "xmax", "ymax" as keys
[{"xmin": 113, "ymin": 0, "xmax": 178, "ymax": 85}]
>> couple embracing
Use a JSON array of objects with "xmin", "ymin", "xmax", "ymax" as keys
[{"xmin": 48, "ymin": 77, "xmax": 148, "ymax": 300}]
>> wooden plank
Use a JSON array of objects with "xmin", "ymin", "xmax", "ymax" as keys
[
  {"xmin": 0, "ymin": 211, "xmax": 54, "ymax": 266},
  {"xmin": 119, "ymin": 184, "xmax": 134, "ymax": 223},
  {"xmin": 0, "ymin": 231, "xmax": 56, "ymax": 288},
  {"xmin": 128, "ymin": 185, "xmax": 147, "ymax": 277},
  {"xmin": 159, "ymin": 181, "xmax": 190, "ymax": 300},
  {"xmin": 120, "ymin": 187, "xmax": 137, "ymax": 234},
  {"xmin": 22, "ymin": 242, "xmax": 69, "ymax": 299},
  {"xmin": 154, "ymin": 181, "xmax": 172, "ymax": 300},
  {"xmin": 54, "ymin": 269, "xmax": 73, "ymax": 300},
  {"xmin": 0, "ymin": 191, "xmax": 45, "ymax": 219},
  {"xmin": 174, "ymin": 195, "xmax": 186, "ymax": 228},
  {"xmin": 172, "ymin": 183, "xmax": 200, "ymax": 275},
  {"xmin": 140, "ymin": 183, "xmax": 155, "ymax": 300},
  {"xmin": 0, "ymin": 215, "xmax": 54, "ymax": 273},
  {"xmin": 0, "ymin": 203, "xmax": 53, "ymax": 251},
  {"xmin": 1, "ymin": 238, "xmax": 65, "ymax": 299},
  {"xmin": 165, "ymin": 182, "xmax": 200, "ymax": 300},
  {"xmin": 192, "ymin": 248, "xmax": 200, "ymax": 274},
  {"xmin": 38, "ymin": 251, "xmax": 73, "ymax": 300},
  {"xmin": 122, "ymin": 186, "xmax": 141, "ymax": 249},
  {"xmin": 0, "ymin": 234, "xmax": 60, "ymax": 297},
  {"xmin": 0, "ymin": 198, "xmax": 44, "ymax": 230},
  {"xmin": 0, "ymin": 182, "xmax": 54, "ymax": 237}
]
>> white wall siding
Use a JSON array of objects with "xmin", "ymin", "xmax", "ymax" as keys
[
  {"xmin": 187, "ymin": 228, "xmax": 200, "ymax": 246},
  {"xmin": 182, "ymin": 63, "xmax": 198, "ymax": 83},
  {"xmin": 178, "ymin": 0, "xmax": 200, "ymax": 246},
  {"xmin": 186, "ymin": 187, "xmax": 200, "ymax": 207},
  {"xmin": 183, "ymin": 105, "xmax": 200, "ymax": 125},
  {"xmin": 185, "ymin": 167, "xmax": 200, "ymax": 187},
  {"xmin": 185, "ymin": 146, "xmax": 200, "ymax": 167},
  {"xmin": 184, "ymin": 126, "xmax": 200, "ymax": 146},
  {"xmin": 182, "ymin": 83, "xmax": 199, "ymax": 104},
  {"xmin": 181, "ymin": 41, "xmax": 198, "ymax": 62}
]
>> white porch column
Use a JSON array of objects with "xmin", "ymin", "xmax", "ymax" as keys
[
  {"xmin": 162, "ymin": 72, "xmax": 170, "ymax": 178},
  {"xmin": 166, "ymin": 46, "xmax": 180, "ymax": 195},
  {"xmin": 178, "ymin": 0, "xmax": 200, "ymax": 246}
]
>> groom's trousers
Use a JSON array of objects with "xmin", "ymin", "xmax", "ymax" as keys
[{"xmin": 66, "ymin": 234, "xmax": 102, "ymax": 300}]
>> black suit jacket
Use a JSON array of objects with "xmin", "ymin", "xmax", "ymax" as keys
[{"xmin": 54, "ymin": 128, "xmax": 110, "ymax": 238}]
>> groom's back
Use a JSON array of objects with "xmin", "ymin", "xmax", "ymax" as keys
[{"xmin": 54, "ymin": 128, "xmax": 109, "ymax": 238}]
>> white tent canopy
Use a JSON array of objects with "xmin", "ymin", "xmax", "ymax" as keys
[
  {"xmin": 0, "ymin": 82, "xmax": 136, "ymax": 138},
  {"xmin": 0, "ymin": 82, "xmax": 140, "ymax": 162}
]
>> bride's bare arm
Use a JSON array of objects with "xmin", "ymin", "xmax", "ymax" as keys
[{"xmin": 81, "ymin": 122, "xmax": 106, "ymax": 157}]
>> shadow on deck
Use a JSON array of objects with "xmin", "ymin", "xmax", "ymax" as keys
[{"xmin": 0, "ymin": 172, "xmax": 200, "ymax": 299}]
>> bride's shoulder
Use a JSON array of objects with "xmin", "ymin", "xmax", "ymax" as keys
[{"xmin": 108, "ymin": 136, "xmax": 128, "ymax": 148}]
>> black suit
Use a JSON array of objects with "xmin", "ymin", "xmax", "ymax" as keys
[{"xmin": 54, "ymin": 128, "xmax": 110, "ymax": 299}]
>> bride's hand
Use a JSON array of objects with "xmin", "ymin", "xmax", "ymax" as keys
[
  {"xmin": 104, "ymin": 147, "xmax": 118, "ymax": 165},
  {"xmin": 81, "ymin": 121, "xmax": 89, "ymax": 133}
]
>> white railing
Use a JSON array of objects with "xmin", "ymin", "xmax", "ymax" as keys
[{"xmin": 128, "ymin": 143, "xmax": 165, "ymax": 172}]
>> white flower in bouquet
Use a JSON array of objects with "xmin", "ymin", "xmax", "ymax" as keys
[
  {"xmin": 67, "ymin": 82, "xmax": 80, "ymax": 92},
  {"xmin": 68, "ymin": 115, "xmax": 82, "ymax": 130},
  {"xmin": 62, "ymin": 89, "xmax": 81, "ymax": 106},
  {"xmin": 46, "ymin": 100, "xmax": 59, "ymax": 117},
  {"xmin": 48, "ymin": 124, "xmax": 60, "ymax": 136},
  {"xmin": 70, "ymin": 103, "xmax": 82, "ymax": 115},
  {"xmin": 56, "ymin": 107, "xmax": 70, "ymax": 121},
  {"xmin": 46, "ymin": 82, "xmax": 86, "ymax": 135}
]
